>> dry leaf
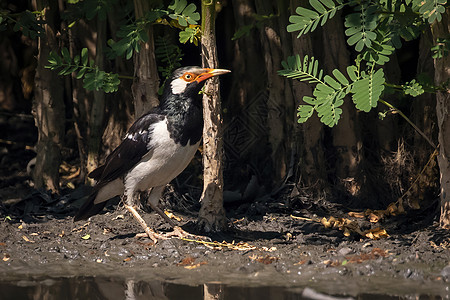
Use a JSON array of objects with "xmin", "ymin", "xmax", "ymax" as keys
[
  {"xmin": 348, "ymin": 211, "xmax": 365, "ymax": 218},
  {"xmin": 184, "ymin": 262, "xmax": 207, "ymax": 269},
  {"xmin": 294, "ymin": 260, "xmax": 308, "ymax": 266},
  {"xmin": 2, "ymin": 254, "xmax": 10, "ymax": 262},
  {"xmin": 364, "ymin": 228, "xmax": 389, "ymax": 240},
  {"xmin": 22, "ymin": 235, "xmax": 34, "ymax": 243},
  {"xmin": 177, "ymin": 256, "xmax": 196, "ymax": 266},
  {"xmin": 249, "ymin": 255, "xmax": 278, "ymax": 264},
  {"xmin": 164, "ymin": 211, "xmax": 182, "ymax": 222},
  {"xmin": 368, "ymin": 212, "xmax": 381, "ymax": 223}
]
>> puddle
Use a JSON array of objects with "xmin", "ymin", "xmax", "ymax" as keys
[{"xmin": 0, "ymin": 275, "xmax": 447, "ymax": 300}]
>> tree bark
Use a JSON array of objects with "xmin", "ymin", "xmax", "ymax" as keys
[
  {"xmin": 131, "ymin": 0, "xmax": 160, "ymax": 117},
  {"xmin": 198, "ymin": 0, "xmax": 226, "ymax": 232},
  {"xmin": 86, "ymin": 16, "xmax": 107, "ymax": 176},
  {"xmin": 432, "ymin": 8, "xmax": 450, "ymax": 228},
  {"xmin": 31, "ymin": 0, "xmax": 65, "ymax": 192},
  {"xmin": 254, "ymin": 0, "xmax": 296, "ymax": 187},
  {"xmin": 290, "ymin": 0, "xmax": 328, "ymax": 194},
  {"xmin": 322, "ymin": 12, "xmax": 361, "ymax": 195}
]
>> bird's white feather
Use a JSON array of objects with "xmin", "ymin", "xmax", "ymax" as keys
[
  {"xmin": 124, "ymin": 118, "xmax": 199, "ymax": 199},
  {"xmin": 170, "ymin": 77, "xmax": 189, "ymax": 94}
]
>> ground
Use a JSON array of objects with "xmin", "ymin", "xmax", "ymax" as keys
[
  {"xmin": 0, "ymin": 114, "xmax": 449, "ymax": 299},
  {"xmin": 0, "ymin": 184, "xmax": 449, "ymax": 299}
]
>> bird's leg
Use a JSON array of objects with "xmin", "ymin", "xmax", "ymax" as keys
[
  {"xmin": 137, "ymin": 186, "xmax": 210, "ymax": 241},
  {"xmin": 123, "ymin": 192, "xmax": 168, "ymax": 244},
  {"xmin": 124, "ymin": 204, "xmax": 167, "ymax": 244}
]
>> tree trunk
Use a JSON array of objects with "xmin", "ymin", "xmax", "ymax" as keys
[
  {"xmin": 432, "ymin": 8, "xmax": 450, "ymax": 228},
  {"xmin": 131, "ymin": 0, "xmax": 160, "ymax": 117},
  {"xmin": 31, "ymin": 0, "xmax": 65, "ymax": 192},
  {"xmin": 198, "ymin": 0, "xmax": 226, "ymax": 232},
  {"xmin": 322, "ymin": 12, "xmax": 361, "ymax": 196},
  {"xmin": 225, "ymin": 0, "xmax": 270, "ymax": 192},
  {"xmin": 86, "ymin": 17, "xmax": 107, "ymax": 176},
  {"xmin": 254, "ymin": 0, "xmax": 296, "ymax": 187},
  {"xmin": 290, "ymin": 0, "xmax": 328, "ymax": 195}
]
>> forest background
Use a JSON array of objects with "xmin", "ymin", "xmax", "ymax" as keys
[{"xmin": 0, "ymin": 0, "xmax": 449, "ymax": 232}]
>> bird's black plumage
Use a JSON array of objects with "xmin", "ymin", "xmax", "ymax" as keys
[{"xmin": 74, "ymin": 66, "xmax": 230, "ymax": 228}]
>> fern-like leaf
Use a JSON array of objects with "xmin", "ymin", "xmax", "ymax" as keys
[
  {"xmin": 403, "ymin": 79, "xmax": 425, "ymax": 96},
  {"xmin": 168, "ymin": 0, "xmax": 200, "ymax": 26},
  {"xmin": 352, "ymin": 68, "xmax": 385, "ymax": 112},
  {"xmin": 278, "ymin": 55, "xmax": 324, "ymax": 83},
  {"xmin": 414, "ymin": 0, "xmax": 447, "ymax": 23},
  {"xmin": 344, "ymin": 4, "xmax": 378, "ymax": 52},
  {"xmin": 287, "ymin": 0, "xmax": 345, "ymax": 37}
]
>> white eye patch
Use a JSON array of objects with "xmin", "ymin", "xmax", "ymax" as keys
[{"xmin": 170, "ymin": 77, "xmax": 189, "ymax": 94}]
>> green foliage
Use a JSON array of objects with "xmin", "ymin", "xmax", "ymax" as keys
[
  {"xmin": 0, "ymin": 10, "xmax": 45, "ymax": 38},
  {"xmin": 351, "ymin": 68, "xmax": 385, "ymax": 112},
  {"xmin": 414, "ymin": 0, "xmax": 447, "ymax": 23},
  {"xmin": 232, "ymin": 13, "xmax": 278, "ymax": 40},
  {"xmin": 168, "ymin": 0, "xmax": 200, "ymax": 26},
  {"xmin": 344, "ymin": 4, "xmax": 378, "ymax": 52},
  {"xmin": 279, "ymin": 55, "xmax": 386, "ymax": 127},
  {"xmin": 46, "ymin": 48, "xmax": 120, "ymax": 93},
  {"xmin": 155, "ymin": 36, "xmax": 184, "ymax": 94},
  {"xmin": 103, "ymin": 1, "xmax": 200, "ymax": 59},
  {"xmin": 403, "ymin": 79, "xmax": 425, "ymax": 96},
  {"xmin": 179, "ymin": 26, "xmax": 200, "ymax": 45},
  {"xmin": 283, "ymin": 0, "xmax": 446, "ymax": 127},
  {"xmin": 431, "ymin": 38, "xmax": 450, "ymax": 58},
  {"xmin": 287, "ymin": 0, "xmax": 346, "ymax": 37},
  {"xmin": 82, "ymin": 0, "xmax": 114, "ymax": 21},
  {"xmin": 287, "ymin": 0, "xmax": 446, "ymax": 66}
]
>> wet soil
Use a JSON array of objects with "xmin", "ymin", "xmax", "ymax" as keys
[
  {"xmin": 0, "ymin": 185, "xmax": 449, "ymax": 299},
  {"xmin": 0, "ymin": 113, "xmax": 449, "ymax": 299}
]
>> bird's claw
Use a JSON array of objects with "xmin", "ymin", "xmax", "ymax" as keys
[{"xmin": 135, "ymin": 226, "xmax": 211, "ymax": 243}]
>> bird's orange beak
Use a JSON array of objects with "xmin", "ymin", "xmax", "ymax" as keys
[{"xmin": 195, "ymin": 68, "xmax": 231, "ymax": 83}]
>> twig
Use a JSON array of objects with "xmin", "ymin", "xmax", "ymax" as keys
[{"xmin": 379, "ymin": 99, "xmax": 437, "ymax": 150}]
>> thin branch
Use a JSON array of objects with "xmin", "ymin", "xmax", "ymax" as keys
[{"xmin": 379, "ymin": 99, "xmax": 437, "ymax": 150}]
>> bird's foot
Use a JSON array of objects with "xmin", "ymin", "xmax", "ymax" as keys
[
  {"xmin": 135, "ymin": 226, "xmax": 210, "ymax": 243},
  {"xmin": 135, "ymin": 227, "xmax": 170, "ymax": 244},
  {"xmin": 163, "ymin": 226, "xmax": 211, "ymax": 242}
]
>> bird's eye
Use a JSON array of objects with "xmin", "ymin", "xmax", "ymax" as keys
[{"xmin": 182, "ymin": 73, "xmax": 195, "ymax": 81}]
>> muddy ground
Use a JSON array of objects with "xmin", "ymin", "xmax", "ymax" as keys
[{"xmin": 0, "ymin": 114, "xmax": 449, "ymax": 299}]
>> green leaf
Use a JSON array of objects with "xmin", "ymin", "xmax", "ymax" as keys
[
  {"xmin": 324, "ymin": 75, "xmax": 341, "ymax": 90},
  {"xmin": 81, "ymin": 48, "xmax": 88, "ymax": 66},
  {"xmin": 310, "ymin": 0, "xmax": 327, "ymax": 13},
  {"xmin": 61, "ymin": 47, "xmax": 71, "ymax": 62},
  {"xmin": 287, "ymin": 0, "xmax": 344, "ymax": 37},
  {"xmin": 76, "ymin": 67, "xmax": 87, "ymax": 79},
  {"xmin": 278, "ymin": 55, "xmax": 324, "ymax": 84},
  {"xmin": 332, "ymin": 69, "xmax": 349, "ymax": 86},
  {"xmin": 352, "ymin": 68, "xmax": 385, "ymax": 112},
  {"xmin": 81, "ymin": 234, "xmax": 91, "ymax": 240},
  {"xmin": 403, "ymin": 79, "xmax": 425, "ymax": 96},
  {"xmin": 297, "ymin": 104, "xmax": 315, "ymax": 123}
]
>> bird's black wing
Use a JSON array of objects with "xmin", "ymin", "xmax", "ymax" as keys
[
  {"xmin": 90, "ymin": 112, "xmax": 165, "ymax": 184},
  {"xmin": 74, "ymin": 113, "xmax": 165, "ymax": 221}
]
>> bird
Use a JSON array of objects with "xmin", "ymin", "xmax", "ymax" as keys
[{"xmin": 74, "ymin": 66, "xmax": 231, "ymax": 243}]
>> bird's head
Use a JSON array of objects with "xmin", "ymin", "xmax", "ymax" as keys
[{"xmin": 167, "ymin": 66, "xmax": 231, "ymax": 97}]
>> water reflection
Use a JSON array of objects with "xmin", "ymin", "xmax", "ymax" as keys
[{"xmin": 0, "ymin": 276, "xmax": 445, "ymax": 300}]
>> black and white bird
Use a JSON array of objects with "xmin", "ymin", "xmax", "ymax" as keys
[{"xmin": 74, "ymin": 66, "xmax": 230, "ymax": 242}]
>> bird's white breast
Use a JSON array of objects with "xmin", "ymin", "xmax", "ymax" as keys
[{"xmin": 124, "ymin": 118, "xmax": 199, "ymax": 194}]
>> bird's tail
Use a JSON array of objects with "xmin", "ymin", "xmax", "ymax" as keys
[{"xmin": 74, "ymin": 188, "xmax": 107, "ymax": 221}]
